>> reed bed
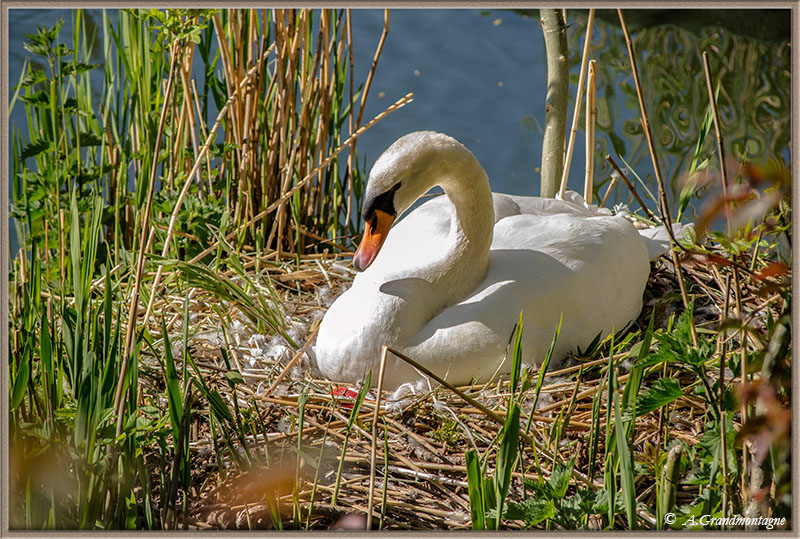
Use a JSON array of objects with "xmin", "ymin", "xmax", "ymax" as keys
[{"xmin": 8, "ymin": 8, "xmax": 410, "ymax": 529}]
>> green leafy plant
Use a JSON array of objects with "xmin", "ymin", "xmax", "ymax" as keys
[{"xmin": 505, "ymin": 459, "xmax": 610, "ymax": 529}]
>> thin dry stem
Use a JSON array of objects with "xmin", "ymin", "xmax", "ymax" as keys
[
  {"xmin": 584, "ymin": 60, "xmax": 597, "ymax": 205},
  {"xmin": 617, "ymin": 8, "xmax": 697, "ymax": 345},
  {"xmin": 605, "ymin": 155, "xmax": 656, "ymax": 221},
  {"xmin": 701, "ymin": 51, "xmax": 730, "ymax": 217},
  {"xmin": 559, "ymin": 9, "xmax": 595, "ymax": 198},
  {"xmin": 599, "ymin": 175, "xmax": 617, "ymax": 208},
  {"xmin": 115, "ymin": 41, "xmax": 181, "ymax": 426},
  {"xmin": 367, "ymin": 346, "xmax": 389, "ymax": 530},
  {"xmin": 263, "ymin": 325, "xmax": 320, "ymax": 401}
]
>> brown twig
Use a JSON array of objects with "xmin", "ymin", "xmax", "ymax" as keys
[
  {"xmin": 599, "ymin": 175, "xmax": 618, "ymax": 208},
  {"xmin": 187, "ymin": 92, "xmax": 414, "ymax": 265},
  {"xmin": 367, "ymin": 346, "xmax": 389, "ymax": 530},
  {"xmin": 560, "ymin": 9, "xmax": 596, "ymax": 198},
  {"xmin": 605, "ymin": 155, "xmax": 657, "ymax": 222},
  {"xmin": 584, "ymin": 60, "xmax": 597, "ymax": 204},
  {"xmin": 356, "ymin": 10, "xmax": 390, "ymax": 131},
  {"xmin": 618, "ymin": 9, "xmax": 696, "ymax": 345}
]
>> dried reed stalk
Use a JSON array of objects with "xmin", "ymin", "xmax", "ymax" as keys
[
  {"xmin": 141, "ymin": 42, "xmax": 276, "ymax": 336},
  {"xmin": 584, "ymin": 60, "xmax": 597, "ymax": 205},
  {"xmin": 367, "ymin": 346, "xmax": 389, "ymax": 530},
  {"xmin": 559, "ymin": 9, "xmax": 595, "ymax": 198},
  {"xmin": 346, "ymin": 9, "xmax": 390, "ymax": 230},
  {"xmin": 617, "ymin": 9, "xmax": 697, "ymax": 345},
  {"xmin": 702, "ymin": 49, "xmax": 751, "ymax": 505},
  {"xmin": 187, "ymin": 92, "xmax": 414, "ymax": 265},
  {"xmin": 599, "ymin": 175, "xmax": 617, "ymax": 208}
]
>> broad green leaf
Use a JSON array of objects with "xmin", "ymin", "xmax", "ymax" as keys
[
  {"xmin": 504, "ymin": 498, "xmax": 555, "ymax": 526},
  {"xmin": 20, "ymin": 138, "xmax": 51, "ymax": 160},
  {"xmin": 62, "ymin": 61, "xmax": 98, "ymax": 76},
  {"xmin": 225, "ymin": 369, "xmax": 245, "ymax": 387},
  {"xmin": 494, "ymin": 400, "xmax": 520, "ymax": 529},
  {"xmin": 206, "ymin": 389, "xmax": 233, "ymax": 423},
  {"xmin": 548, "ymin": 458, "xmax": 574, "ymax": 499},
  {"xmin": 13, "ymin": 66, "xmax": 46, "ymax": 90},
  {"xmin": 636, "ymin": 378, "xmax": 683, "ymax": 417}
]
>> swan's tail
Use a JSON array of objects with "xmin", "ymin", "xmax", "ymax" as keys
[
  {"xmin": 558, "ymin": 189, "xmax": 691, "ymax": 261},
  {"xmin": 638, "ymin": 223, "xmax": 691, "ymax": 261}
]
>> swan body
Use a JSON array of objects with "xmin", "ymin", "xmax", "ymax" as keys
[{"xmin": 316, "ymin": 131, "xmax": 652, "ymax": 389}]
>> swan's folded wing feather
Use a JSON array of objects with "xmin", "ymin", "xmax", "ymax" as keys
[
  {"xmin": 406, "ymin": 211, "xmax": 651, "ymax": 381},
  {"xmin": 638, "ymin": 223, "xmax": 691, "ymax": 260},
  {"xmin": 500, "ymin": 192, "xmax": 608, "ymax": 217}
]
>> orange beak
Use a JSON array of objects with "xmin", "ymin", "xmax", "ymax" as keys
[{"xmin": 353, "ymin": 209, "xmax": 395, "ymax": 271}]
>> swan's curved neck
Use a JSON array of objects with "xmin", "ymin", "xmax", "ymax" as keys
[
  {"xmin": 413, "ymin": 145, "xmax": 494, "ymax": 313},
  {"xmin": 439, "ymin": 160, "xmax": 493, "ymax": 274}
]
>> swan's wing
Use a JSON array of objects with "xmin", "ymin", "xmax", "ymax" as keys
[
  {"xmin": 638, "ymin": 223, "xmax": 691, "ymax": 260},
  {"xmin": 493, "ymin": 192, "xmax": 688, "ymax": 262},
  {"xmin": 491, "ymin": 212, "xmax": 646, "ymax": 268},
  {"xmin": 407, "ymin": 211, "xmax": 651, "ymax": 381},
  {"xmin": 492, "ymin": 192, "xmax": 606, "ymax": 220}
]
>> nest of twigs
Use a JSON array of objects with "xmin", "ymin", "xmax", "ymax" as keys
[{"xmin": 133, "ymin": 236, "xmax": 787, "ymax": 530}]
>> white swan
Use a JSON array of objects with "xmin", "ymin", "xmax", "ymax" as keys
[{"xmin": 316, "ymin": 131, "xmax": 658, "ymax": 389}]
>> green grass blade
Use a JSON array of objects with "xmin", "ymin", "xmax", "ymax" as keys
[
  {"xmin": 465, "ymin": 449, "xmax": 486, "ymax": 530},
  {"xmin": 509, "ymin": 312, "xmax": 524, "ymax": 395},
  {"xmin": 494, "ymin": 400, "xmax": 520, "ymax": 530},
  {"xmin": 10, "ymin": 349, "xmax": 30, "ymax": 410},
  {"xmin": 346, "ymin": 370, "xmax": 372, "ymax": 429},
  {"xmin": 612, "ymin": 356, "xmax": 637, "ymax": 529},
  {"xmin": 332, "ymin": 369, "xmax": 373, "ymax": 506},
  {"xmin": 616, "ymin": 153, "xmax": 658, "ymax": 209},
  {"xmin": 526, "ymin": 315, "xmax": 561, "ymax": 434},
  {"xmin": 160, "ymin": 317, "xmax": 183, "ymax": 442}
]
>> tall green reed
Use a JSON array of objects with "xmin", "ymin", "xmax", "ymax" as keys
[{"xmin": 9, "ymin": 8, "xmax": 391, "ymax": 529}]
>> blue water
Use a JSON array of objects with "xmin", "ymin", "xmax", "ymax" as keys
[
  {"xmin": 5, "ymin": 9, "xmax": 590, "ymax": 207},
  {"xmin": 7, "ymin": 9, "xmax": 792, "ymax": 255},
  {"xmin": 349, "ymin": 10, "xmax": 551, "ymax": 195}
]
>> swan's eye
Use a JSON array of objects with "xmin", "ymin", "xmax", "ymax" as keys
[{"xmin": 361, "ymin": 182, "xmax": 401, "ymax": 222}]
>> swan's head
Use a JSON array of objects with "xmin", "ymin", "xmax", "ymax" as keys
[{"xmin": 354, "ymin": 131, "xmax": 466, "ymax": 271}]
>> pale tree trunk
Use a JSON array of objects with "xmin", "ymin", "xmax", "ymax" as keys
[{"xmin": 539, "ymin": 9, "xmax": 568, "ymax": 198}]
